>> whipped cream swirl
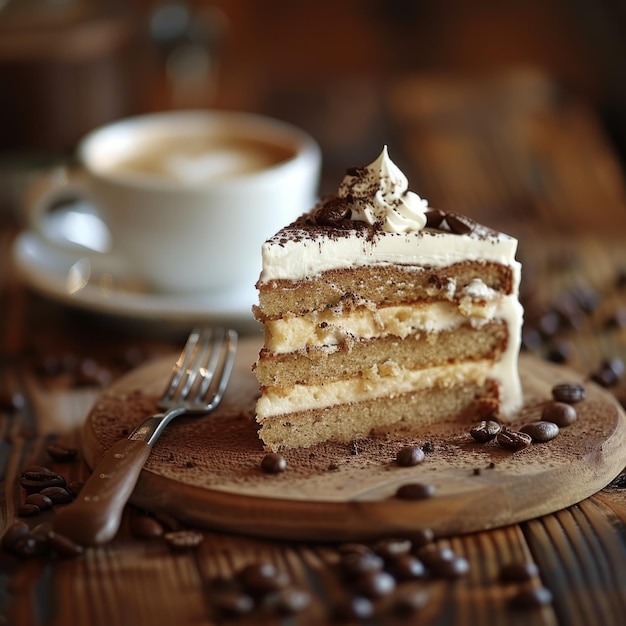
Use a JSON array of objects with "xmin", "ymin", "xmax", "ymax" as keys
[{"xmin": 338, "ymin": 146, "xmax": 428, "ymax": 233}]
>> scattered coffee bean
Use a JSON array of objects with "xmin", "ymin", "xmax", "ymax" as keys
[
  {"xmin": 395, "ymin": 483, "xmax": 436, "ymax": 500},
  {"xmin": 48, "ymin": 531, "xmax": 84, "ymax": 558},
  {"xmin": 337, "ymin": 542, "xmax": 371, "ymax": 557},
  {"xmin": 552, "ymin": 382, "xmax": 586, "ymax": 403},
  {"xmin": 46, "ymin": 442, "xmax": 78, "ymax": 462},
  {"xmin": 39, "ymin": 486, "xmax": 73, "ymax": 504},
  {"xmin": 392, "ymin": 587, "xmax": 429, "ymax": 617},
  {"xmin": 68, "ymin": 481, "xmax": 85, "ymax": 497},
  {"xmin": 409, "ymin": 528, "xmax": 435, "ymax": 549},
  {"xmin": 509, "ymin": 586, "xmax": 553, "ymax": 610},
  {"xmin": 500, "ymin": 561, "xmax": 539, "ymax": 582},
  {"xmin": 373, "ymin": 537, "xmax": 412, "ymax": 561},
  {"xmin": 130, "ymin": 512, "xmax": 164, "ymax": 539},
  {"xmin": 9, "ymin": 534, "xmax": 49, "ymax": 558},
  {"xmin": 591, "ymin": 357, "xmax": 625, "ymax": 388},
  {"xmin": 469, "ymin": 420, "xmax": 501, "ymax": 443},
  {"xmin": 334, "ymin": 596, "xmax": 374, "ymax": 621},
  {"xmin": 388, "ymin": 554, "xmax": 425, "ymax": 581},
  {"xmin": 20, "ymin": 467, "xmax": 66, "ymax": 494},
  {"xmin": 541, "ymin": 402, "xmax": 577, "ymax": 427},
  {"xmin": 430, "ymin": 555, "xmax": 470, "ymax": 579},
  {"xmin": 496, "ymin": 429, "xmax": 532, "ymax": 452},
  {"xmin": 25, "ymin": 493, "xmax": 53, "ymax": 511},
  {"xmin": 545, "ymin": 340, "xmax": 572, "ymax": 364},
  {"xmin": 340, "ymin": 551, "xmax": 384, "ymax": 576},
  {"xmin": 260, "ymin": 453, "xmax": 287, "ymax": 474},
  {"xmin": 238, "ymin": 562, "xmax": 290, "ymax": 595},
  {"xmin": 1, "ymin": 521, "xmax": 30, "ymax": 552},
  {"xmin": 417, "ymin": 545, "xmax": 455, "ymax": 567},
  {"xmin": 520, "ymin": 421, "xmax": 559, "ymax": 443},
  {"xmin": 163, "ymin": 529, "xmax": 203, "ymax": 551},
  {"xmin": 210, "ymin": 588, "xmax": 254, "ymax": 617},
  {"xmin": 17, "ymin": 504, "xmax": 41, "ymax": 517},
  {"xmin": 604, "ymin": 307, "xmax": 626, "ymax": 329},
  {"xmin": 396, "ymin": 446, "xmax": 425, "ymax": 466},
  {"xmin": 354, "ymin": 570, "xmax": 396, "ymax": 599},
  {"xmin": 272, "ymin": 587, "xmax": 311, "ymax": 616}
]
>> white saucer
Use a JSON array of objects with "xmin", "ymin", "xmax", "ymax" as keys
[{"xmin": 12, "ymin": 230, "xmax": 259, "ymax": 333}]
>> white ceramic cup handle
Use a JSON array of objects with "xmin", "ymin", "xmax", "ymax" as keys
[
  {"xmin": 22, "ymin": 167, "xmax": 131, "ymax": 280},
  {"xmin": 24, "ymin": 167, "xmax": 95, "ymax": 243}
]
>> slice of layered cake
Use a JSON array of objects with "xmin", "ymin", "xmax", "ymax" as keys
[{"xmin": 253, "ymin": 147, "xmax": 523, "ymax": 451}]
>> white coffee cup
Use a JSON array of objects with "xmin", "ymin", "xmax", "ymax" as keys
[{"xmin": 23, "ymin": 110, "xmax": 321, "ymax": 294}]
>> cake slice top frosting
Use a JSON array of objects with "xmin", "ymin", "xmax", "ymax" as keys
[{"xmin": 259, "ymin": 147, "xmax": 519, "ymax": 283}]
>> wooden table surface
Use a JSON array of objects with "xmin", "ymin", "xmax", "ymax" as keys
[{"xmin": 1, "ymin": 70, "xmax": 625, "ymax": 626}]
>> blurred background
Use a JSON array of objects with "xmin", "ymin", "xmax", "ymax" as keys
[{"xmin": 1, "ymin": 0, "xmax": 625, "ymax": 209}]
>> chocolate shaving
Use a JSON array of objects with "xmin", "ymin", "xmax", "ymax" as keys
[{"xmin": 444, "ymin": 212, "xmax": 476, "ymax": 235}]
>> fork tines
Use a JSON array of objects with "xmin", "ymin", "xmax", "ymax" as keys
[{"xmin": 163, "ymin": 327, "xmax": 238, "ymax": 410}]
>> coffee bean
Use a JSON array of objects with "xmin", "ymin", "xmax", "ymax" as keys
[
  {"xmin": 260, "ymin": 453, "xmax": 287, "ymax": 474},
  {"xmin": 25, "ymin": 493, "xmax": 53, "ymax": 511},
  {"xmin": 500, "ymin": 561, "xmax": 539, "ymax": 582},
  {"xmin": 392, "ymin": 588, "xmax": 429, "ymax": 617},
  {"xmin": 520, "ymin": 421, "xmax": 559, "ymax": 443},
  {"xmin": 20, "ymin": 468, "xmax": 66, "ymax": 494},
  {"xmin": 338, "ymin": 542, "xmax": 371, "ymax": 557},
  {"xmin": 272, "ymin": 587, "xmax": 311, "ymax": 615},
  {"xmin": 211, "ymin": 590, "xmax": 254, "ymax": 617},
  {"xmin": 10, "ymin": 535, "xmax": 50, "ymax": 558},
  {"xmin": 48, "ymin": 531, "xmax": 84, "ymax": 558},
  {"xmin": 430, "ymin": 555, "xmax": 470, "ymax": 578},
  {"xmin": 409, "ymin": 527, "xmax": 435, "ymax": 549},
  {"xmin": 496, "ymin": 429, "xmax": 532, "ymax": 451},
  {"xmin": 396, "ymin": 446, "xmax": 424, "ymax": 466},
  {"xmin": 373, "ymin": 537, "xmax": 412, "ymax": 561},
  {"xmin": 130, "ymin": 513, "xmax": 164, "ymax": 539},
  {"xmin": 591, "ymin": 357, "xmax": 625, "ymax": 388},
  {"xmin": 541, "ymin": 402, "xmax": 577, "ymax": 427},
  {"xmin": 509, "ymin": 586, "xmax": 553, "ymax": 609},
  {"xmin": 395, "ymin": 483, "xmax": 436, "ymax": 500},
  {"xmin": 388, "ymin": 554, "xmax": 425, "ymax": 581},
  {"xmin": 68, "ymin": 481, "xmax": 85, "ymax": 497},
  {"xmin": 469, "ymin": 420, "xmax": 501, "ymax": 443},
  {"xmin": 340, "ymin": 551, "xmax": 384, "ymax": 576},
  {"xmin": 163, "ymin": 529, "xmax": 203, "ymax": 551},
  {"xmin": 314, "ymin": 197, "xmax": 351, "ymax": 226},
  {"xmin": 39, "ymin": 486, "xmax": 73, "ymax": 504},
  {"xmin": 354, "ymin": 570, "xmax": 396, "ymax": 599},
  {"xmin": 417, "ymin": 545, "xmax": 455, "ymax": 567},
  {"xmin": 552, "ymin": 382, "xmax": 586, "ymax": 403},
  {"xmin": 546, "ymin": 340, "xmax": 572, "ymax": 364},
  {"xmin": 30, "ymin": 522, "xmax": 53, "ymax": 541},
  {"xmin": 238, "ymin": 562, "xmax": 290, "ymax": 595},
  {"xmin": 46, "ymin": 442, "xmax": 78, "ymax": 462},
  {"xmin": 18, "ymin": 503, "xmax": 41, "ymax": 517},
  {"xmin": 1, "ymin": 521, "xmax": 30, "ymax": 551},
  {"xmin": 334, "ymin": 596, "xmax": 374, "ymax": 621}
]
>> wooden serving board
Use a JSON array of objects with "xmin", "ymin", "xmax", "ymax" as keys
[{"xmin": 83, "ymin": 338, "xmax": 626, "ymax": 541}]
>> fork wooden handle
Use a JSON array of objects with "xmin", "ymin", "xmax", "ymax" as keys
[{"xmin": 54, "ymin": 438, "xmax": 152, "ymax": 546}]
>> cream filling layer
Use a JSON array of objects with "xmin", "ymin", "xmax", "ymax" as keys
[
  {"xmin": 256, "ymin": 359, "xmax": 494, "ymax": 419},
  {"xmin": 265, "ymin": 299, "xmax": 500, "ymax": 355}
]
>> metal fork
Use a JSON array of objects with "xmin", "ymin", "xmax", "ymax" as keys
[{"xmin": 54, "ymin": 326, "xmax": 238, "ymax": 546}]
